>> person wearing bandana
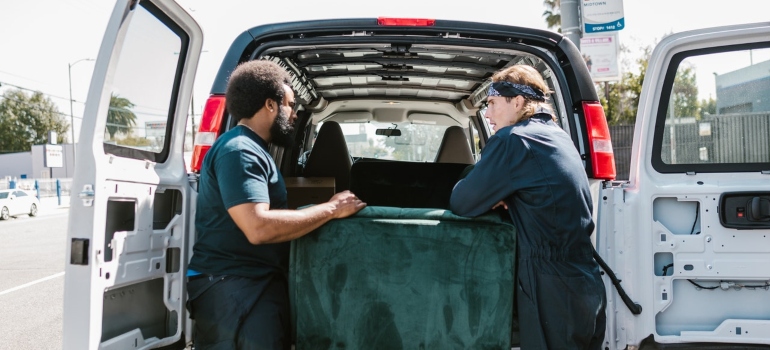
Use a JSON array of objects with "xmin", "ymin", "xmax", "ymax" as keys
[{"xmin": 450, "ymin": 65, "xmax": 607, "ymax": 349}]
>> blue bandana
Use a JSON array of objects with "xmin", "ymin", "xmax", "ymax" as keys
[{"xmin": 487, "ymin": 81, "xmax": 546, "ymax": 101}]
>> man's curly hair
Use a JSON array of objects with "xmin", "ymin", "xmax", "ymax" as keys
[{"xmin": 225, "ymin": 60, "xmax": 292, "ymax": 121}]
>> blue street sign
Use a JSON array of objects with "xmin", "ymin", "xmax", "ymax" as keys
[{"xmin": 585, "ymin": 18, "xmax": 625, "ymax": 33}]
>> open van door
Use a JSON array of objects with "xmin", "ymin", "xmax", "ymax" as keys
[
  {"xmin": 62, "ymin": 0, "xmax": 202, "ymax": 348},
  {"xmin": 598, "ymin": 22, "xmax": 770, "ymax": 349}
]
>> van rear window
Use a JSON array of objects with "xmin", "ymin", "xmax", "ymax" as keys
[
  {"xmin": 101, "ymin": 2, "xmax": 189, "ymax": 163},
  {"xmin": 652, "ymin": 43, "xmax": 770, "ymax": 173}
]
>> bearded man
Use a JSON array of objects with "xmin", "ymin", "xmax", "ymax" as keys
[{"xmin": 187, "ymin": 60, "xmax": 365, "ymax": 350}]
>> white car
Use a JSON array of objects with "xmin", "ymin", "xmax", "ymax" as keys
[{"xmin": 0, "ymin": 189, "xmax": 39, "ymax": 220}]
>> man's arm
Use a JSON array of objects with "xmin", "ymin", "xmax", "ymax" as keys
[{"xmin": 228, "ymin": 190, "xmax": 366, "ymax": 245}]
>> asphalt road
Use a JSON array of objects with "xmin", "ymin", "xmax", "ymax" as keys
[{"xmin": 0, "ymin": 209, "xmax": 69, "ymax": 350}]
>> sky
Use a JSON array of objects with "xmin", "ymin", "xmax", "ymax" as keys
[{"xmin": 0, "ymin": 0, "xmax": 768, "ymax": 144}]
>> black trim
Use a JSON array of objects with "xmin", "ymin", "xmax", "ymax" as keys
[
  {"xmin": 651, "ymin": 42, "xmax": 770, "ymax": 174},
  {"xmin": 102, "ymin": 1, "xmax": 190, "ymax": 163},
  {"xmin": 638, "ymin": 334, "xmax": 770, "ymax": 349},
  {"xmin": 209, "ymin": 18, "xmax": 598, "ymax": 175}
]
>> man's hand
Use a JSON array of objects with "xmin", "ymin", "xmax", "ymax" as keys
[
  {"xmin": 328, "ymin": 190, "xmax": 366, "ymax": 219},
  {"xmin": 492, "ymin": 200, "xmax": 508, "ymax": 210}
]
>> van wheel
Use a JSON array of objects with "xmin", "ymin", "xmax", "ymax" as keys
[
  {"xmin": 29, "ymin": 204, "xmax": 38, "ymax": 217},
  {"xmin": 0, "ymin": 207, "xmax": 8, "ymax": 220}
]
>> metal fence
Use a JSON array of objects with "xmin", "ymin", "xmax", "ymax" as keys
[
  {"xmin": 0, "ymin": 178, "xmax": 73, "ymax": 198},
  {"xmin": 609, "ymin": 112, "xmax": 770, "ymax": 181},
  {"xmin": 609, "ymin": 124, "xmax": 634, "ymax": 181},
  {"xmin": 661, "ymin": 112, "xmax": 770, "ymax": 165}
]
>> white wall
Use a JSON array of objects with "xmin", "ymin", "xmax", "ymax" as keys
[
  {"xmin": 31, "ymin": 144, "xmax": 75, "ymax": 178},
  {"xmin": 0, "ymin": 144, "xmax": 75, "ymax": 179},
  {"xmin": 0, "ymin": 151, "xmax": 33, "ymax": 178}
]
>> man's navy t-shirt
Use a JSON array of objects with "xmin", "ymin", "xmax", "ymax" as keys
[{"xmin": 189, "ymin": 125, "xmax": 289, "ymax": 279}]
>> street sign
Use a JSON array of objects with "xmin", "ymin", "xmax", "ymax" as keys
[
  {"xmin": 580, "ymin": 32, "xmax": 621, "ymax": 82},
  {"xmin": 145, "ymin": 121, "xmax": 167, "ymax": 138},
  {"xmin": 44, "ymin": 144, "xmax": 64, "ymax": 168},
  {"xmin": 581, "ymin": 0, "xmax": 625, "ymax": 33}
]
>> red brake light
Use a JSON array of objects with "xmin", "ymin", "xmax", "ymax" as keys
[
  {"xmin": 191, "ymin": 95, "xmax": 226, "ymax": 172},
  {"xmin": 377, "ymin": 17, "xmax": 435, "ymax": 26},
  {"xmin": 583, "ymin": 101, "xmax": 616, "ymax": 180}
]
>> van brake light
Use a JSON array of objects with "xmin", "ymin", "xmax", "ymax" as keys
[
  {"xmin": 583, "ymin": 101, "xmax": 616, "ymax": 180},
  {"xmin": 191, "ymin": 95, "xmax": 226, "ymax": 172},
  {"xmin": 377, "ymin": 17, "xmax": 435, "ymax": 26}
]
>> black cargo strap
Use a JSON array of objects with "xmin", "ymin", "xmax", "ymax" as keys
[{"xmin": 593, "ymin": 248, "xmax": 643, "ymax": 315}]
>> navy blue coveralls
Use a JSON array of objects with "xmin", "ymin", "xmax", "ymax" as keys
[{"xmin": 450, "ymin": 113, "xmax": 607, "ymax": 349}]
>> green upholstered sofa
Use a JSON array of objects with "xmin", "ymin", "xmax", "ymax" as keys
[{"xmin": 290, "ymin": 206, "xmax": 517, "ymax": 349}]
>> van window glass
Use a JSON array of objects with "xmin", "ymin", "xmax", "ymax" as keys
[
  {"xmin": 316, "ymin": 122, "xmax": 450, "ymax": 162},
  {"xmin": 15, "ymin": 191, "xmax": 27, "ymax": 197},
  {"xmin": 657, "ymin": 45, "xmax": 770, "ymax": 168},
  {"xmin": 102, "ymin": 3, "xmax": 187, "ymax": 162},
  {"xmin": 0, "ymin": 192, "xmax": 8, "ymax": 199}
]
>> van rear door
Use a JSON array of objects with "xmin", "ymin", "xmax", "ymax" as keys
[
  {"xmin": 599, "ymin": 22, "xmax": 770, "ymax": 349},
  {"xmin": 62, "ymin": 0, "xmax": 202, "ymax": 349}
]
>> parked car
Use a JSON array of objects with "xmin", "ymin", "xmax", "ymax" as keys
[
  {"xmin": 62, "ymin": 0, "xmax": 770, "ymax": 349},
  {"xmin": 0, "ymin": 189, "xmax": 39, "ymax": 220}
]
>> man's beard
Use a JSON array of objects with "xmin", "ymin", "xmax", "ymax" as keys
[{"xmin": 270, "ymin": 107, "xmax": 295, "ymax": 148}]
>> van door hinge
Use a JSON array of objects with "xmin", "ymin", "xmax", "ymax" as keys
[
  {"xmin": 79, "ymin": 184, "xmax": 95, "ymax": 207},
  {"xmin": 441, "ymin": 33, "xmax": 463, "ymax": 39},
  {"xmin": 348, "ymin": 31, "xmax": 372, "ymax": 37}
]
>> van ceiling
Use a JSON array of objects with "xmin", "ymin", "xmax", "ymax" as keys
[{"xmin": 263, "ymin": 44, "xmax": 542, "ymax": 105}]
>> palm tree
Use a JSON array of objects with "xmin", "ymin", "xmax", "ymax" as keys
[
  {"xmin": 107, "ymin": 93, "xmax": 137, "ymax": 140},
  {"xmin": 543, "ymin": 0, "xmax": 561, "ymax": 33}
]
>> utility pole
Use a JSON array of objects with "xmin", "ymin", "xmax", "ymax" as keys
[
  {"xmin": 68, "ymin": 58, "xmax": 94, "ymax": 171},
  {"xmin": 561, "ymin": 0, "xmax": 582, "ymax": 50}
]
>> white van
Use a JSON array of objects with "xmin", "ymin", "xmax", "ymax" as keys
[{"xmin": 63, "ymin": 0, "xmax": 770, "ymax": 348}]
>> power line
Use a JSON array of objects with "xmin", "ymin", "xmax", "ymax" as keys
[
  {"xmin": 0, "ymin": 80, "xmax": 73, "ymax": 103},
  {"xmin": 0, "ymin": 95, "xmax": 77, "ymax": 119}
]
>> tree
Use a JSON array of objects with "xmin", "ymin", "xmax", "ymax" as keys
[
  {"xmin": 107, "ymin": 93, "xmax": 137, "ymax": 140},
  {"xmin": 699, "ymin": 96, "xmax": 716, "ymax": 118},
  {"xmin": 542, "ymin": 0, "xmax": 561, "ymax": 32},
  {"xmin": 669, "ymin": 62, "xmax": 699, "ymax": 119},
  {"xmin": 0, "ymin": 89, "xmax": 69, "ymax": 153},
  {"xmin": 599, "ymin": 45, "xmax": 650, "ymax": 125}
]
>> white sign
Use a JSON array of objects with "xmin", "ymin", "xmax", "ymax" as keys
[
  {"xmin": 44, "ymin": 144, "xmax": 63, "ymax": 168},
  {"xmin": 582, "ymin": 0, "xmax": 625, "ymax": 33},
  {"xmin": 145, "ymin": 121, "xmax": 167, "ymax": 138},
  {"xmin": 580, "ymin": 32, "xmax": 620, "ymax": 82}
]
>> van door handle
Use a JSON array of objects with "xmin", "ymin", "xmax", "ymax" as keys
[
  {"xmin": 79, "ymin": 184, "xmax": 95, "ymax": 207},
  {"xmin": 750, "ymin": 197, "xmax": 770, "ymax": 221}
]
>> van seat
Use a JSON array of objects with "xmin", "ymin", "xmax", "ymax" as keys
[
  {"xmin": 434, "ymin": 125, "xmax": 475, "ymax": 164},
  {"xmin": 303, "ymin": 121, "xmax": 352, "ymax": 192}
]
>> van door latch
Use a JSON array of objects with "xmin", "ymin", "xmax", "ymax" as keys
[{"xmin": 79, "ymin": 184, "xmax": 95, "ymax": 207}]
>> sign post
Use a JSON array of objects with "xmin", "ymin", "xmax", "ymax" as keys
[
  {"xmin": 581, "ymin": 0, "xmax": 625, "ymax": 34},
  {"xmin": 45, "ymin": 131, "xmax": 63, "ymax": 179},
  {"xmin": 580, "ymin": 32, "xmax": 621, "ymax": 82}
]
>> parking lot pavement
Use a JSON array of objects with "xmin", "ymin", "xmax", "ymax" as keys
[{"xmin": 36, "ymin": 196, "xmax": 70, "ymax": 217}]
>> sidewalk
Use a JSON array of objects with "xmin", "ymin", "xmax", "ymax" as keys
[{"xmin": 37, "ymin": 196, "xmax": 70, "ymax": 216}]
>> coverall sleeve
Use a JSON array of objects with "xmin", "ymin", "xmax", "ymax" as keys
[{"xmin": 449, "ymin": 133, "xmax": 528, "ymax": 217}]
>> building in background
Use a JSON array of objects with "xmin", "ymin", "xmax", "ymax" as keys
[
  {"xmin": 715, "ymin": 58, "xmax": 770, "ymax": 114},
  {"xmin": 0, "ymin": 144, "xmax": 75, "ymax": 179}
]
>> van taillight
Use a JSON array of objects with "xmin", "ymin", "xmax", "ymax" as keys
[
  {"xmin": 377, "ymin": 17, "xmax": 435, "ymax": 26},
  {"xmin": 191, "ymin": 95, "xmax": 226, "ymax": 172},
  {"xmin": 583, "ymin": 101, "xmax": 616, "ymax": 180}
]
